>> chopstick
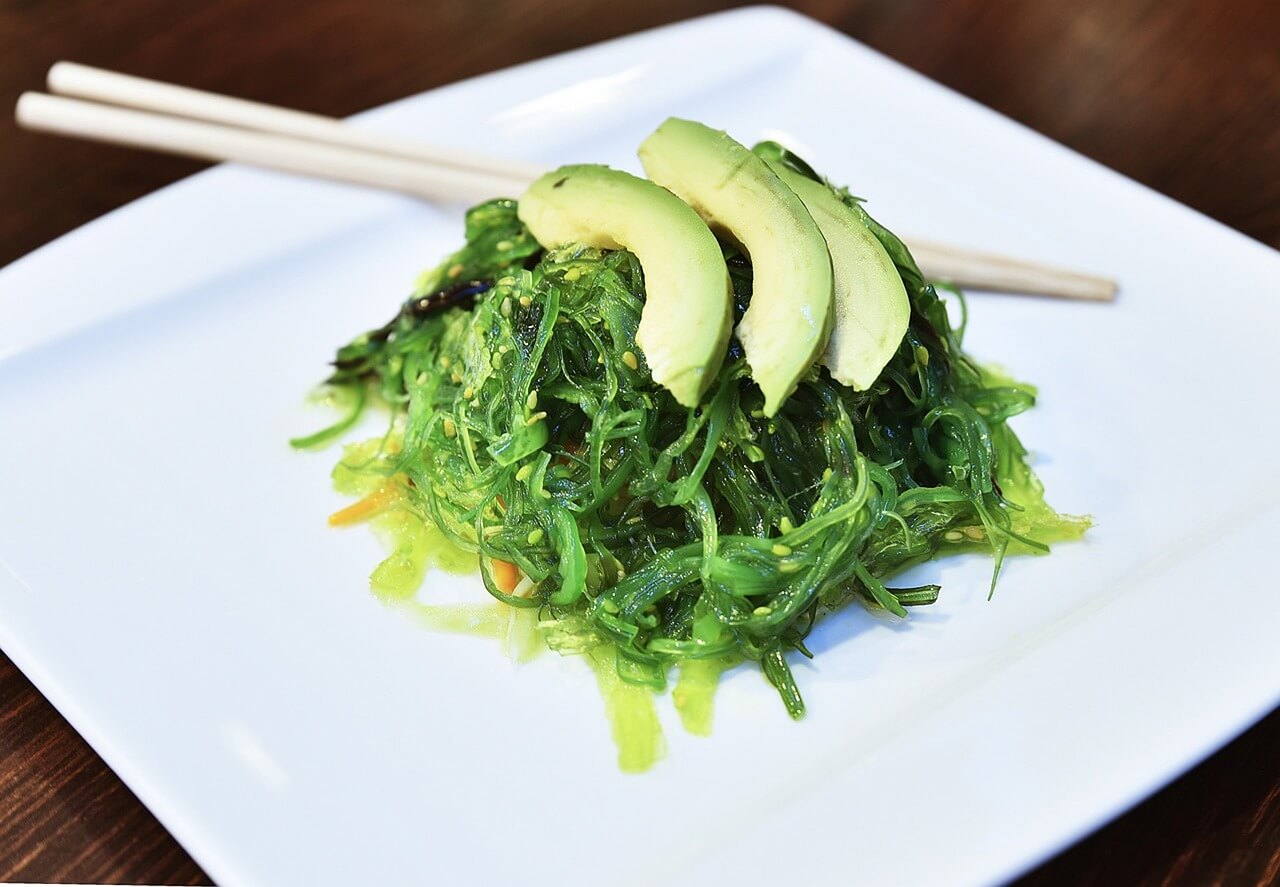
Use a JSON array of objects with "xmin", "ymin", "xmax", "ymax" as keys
[
  {"xmin": 16, "ymin": 92, "xmax": 520, "ymax": 204},
  {"xmin": 904, "ymin": 240, "xmax": 1116, "ymax": 302},
  {"xmin": 44, "ymin": 62, "xmax": 546, "ymax": 183},
  {"xmin": 16, "ymin": 62, "xmax": 1117, "ymax": 302}
]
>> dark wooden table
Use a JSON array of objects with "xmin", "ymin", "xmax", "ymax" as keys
[{"xmin": 2, "ymin": 0, "xmax": 1277, "ymax": 883}]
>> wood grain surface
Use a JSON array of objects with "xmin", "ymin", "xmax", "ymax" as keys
[{"xmin": 1, "ymin": 0, "xmax": 1277, "ymax": 883}]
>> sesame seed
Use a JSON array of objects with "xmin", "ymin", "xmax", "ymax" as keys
[
  {"xmin": 496, "ymin": 241, "xmax": 513, "ymax": 251},
  {"xmin": 515, "ymin": 465, "xmax": 533, "ymax": 482},
  {"xmin": 597, "ymin": 354, "xmax": 605, "ymax": 365},
  {"xmin": 442, "ymin": 417, "xmax": 457, "ymax": 438},
  {"xmin": 622, "ymin": 351, "xmax": 639, "ymax": 370},
  {"xmin": 525, "ymin": 390, "xmax": 538, "ymax": 410},
  {"xmin": 501, "ymin": 297, "xmax": 512, "ymax": 317},
  {"xmin": 915, "ymin": 345, "xmax": 930, "ymax": 366},
  {"xmin": 779, "ymin": 562, "xmax": 801, "ymax": 574},
  {"xmin": 753, "ymin": 606, "xmax": 772, "ymax": 617},
  {"xmin": 539, "ymin": 488, "xmax": 552, "ymax": 499},
  {"xmin": 447, "ymin": 263, "xmax": 464, "ymax": 278},
  {"xmin": 440, "ymin": 356, "xmax": 451, "ymax": 368},
  {"xmin": 525, "ymin": 411, "xmax": 547, "ymax": 426},
  {"xmin": 463, "ymin": 386, "xmax": 475, "ymax": 400},
  {"xmin": 451, "ymin": 371, "xmax": 462, "ymax": 384},
  {"xmin": 519, "ymin": 295, "xmax": 532, "ymax": 308},
  {"xmin": 779, "ymin": 517, "xmax": 795, "ymax": 534},
  {"xmin": 602, "ymin": 599, "xmax": 620, "ymax": 614},
  {"xmin": 416, "ymin": 371, "xmax": 428, "ymax": 385},
  {"xmin": 527, "ymin": 528, "xmax": 544, "ymax": 545},
  {"xmin": 822, "ymin": 468, "xmax": 833, "ymax": 482},
  {"xmin": 944, "ymin": 530, "xmax": 964, "ymax": 542},
  {"xmin": 964, "ymin": 526, "xmax": 986, "ymax": 541},
  {"xmin": 771, "ymin": 543, "xmax": 792, "ymax": 557},
  {"xmin": 564, "ymin": 268, "xmax": 582, "ymax": 282}
]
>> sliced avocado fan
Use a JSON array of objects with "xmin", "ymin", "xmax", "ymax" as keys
[
  {"xmin": 518, "ymin": 164, "xmax": 733, "ymax": 408},
  {"xmin": 754, "ymin": 142, "xmax": 910, "ymax": 391},
  {"xmin": 639, "ymin": 118, "xmax": 834, "ymax": 417}
]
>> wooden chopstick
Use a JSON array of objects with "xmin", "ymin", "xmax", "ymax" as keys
[
  {"xmin": 906, "ymin": 240, "xmax": 1116, "ymax": 302},
  {"xmin": 46, "ymin": 62, "xmax": 545, "ymax": 184},
  {"xmin": 16, "ymin": 63, "xmax": 1118, "ymax": 302},
  {"xmin": 16, "ymin": 92, "xmax": 519, "ymax": 204}
]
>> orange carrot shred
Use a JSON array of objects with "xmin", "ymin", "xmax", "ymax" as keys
[
  {"xmin": 328, "ymin": 479, "xmax": 405, "ymax": 526},
  {"xmin": 493, "ymin": 559, "xmax": 521, "ymax": 594}
]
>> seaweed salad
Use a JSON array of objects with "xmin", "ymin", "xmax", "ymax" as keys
[{"xmin": 295, "ymin": 119, "xmax": 1088, "ymax": 771}]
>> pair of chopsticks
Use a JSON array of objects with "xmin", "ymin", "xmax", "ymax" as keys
[{"xmin": 15, "ymin": 63, "xmax": 1117, "ymax": 302}]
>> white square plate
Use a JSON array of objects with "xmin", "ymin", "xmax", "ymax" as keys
[{"xmin": 2, "ymin": 8, "xmax": 1278, "ymax": 886}]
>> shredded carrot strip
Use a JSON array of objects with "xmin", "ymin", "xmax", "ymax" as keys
[
  {"xmin": 493, "ymin": 559, "xmax": 521, "ymax": 594},
  {"xmin": 328, "ymin": 478, "xmax": 406, "ymax": 526}
]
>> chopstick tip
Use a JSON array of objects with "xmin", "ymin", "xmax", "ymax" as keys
[
  {"xmin": 14, "ymin": 91, "xmax": 42, "ymax": 126},
  {"xmin": 46, "ymin": 60, "xmax": 80, "ymax": 92}
]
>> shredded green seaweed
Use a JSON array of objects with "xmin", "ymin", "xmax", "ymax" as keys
[{"xmin": 298, "ymin": 157, "xmax": 1088, "ymax": 759}]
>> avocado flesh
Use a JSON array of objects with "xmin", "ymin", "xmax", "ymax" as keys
[
  {"xmin": 757, "ymin": 146, "xmax": 910, "ymax": 390},
  {"xmin": 638, "ymin": 118, "xmax": 833, "ymax": 417},
  {"xmin": 518, "ymin": 164, "xmax": 733, "ymax": 408}
]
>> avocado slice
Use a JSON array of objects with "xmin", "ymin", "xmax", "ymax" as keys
[
  {"xmin": 634, "ymin": 117, "xmax": 834, "ymax": 414},
  {"xmin": 518, "ymin": 164, "xmax": 733, "ymax": 408},
  {"xmin": 755, "ymin": 143, "xmax": 910, "ymax": 391},
  {"xmin": 638, "ymin": 118, "xmax": 833, "ymax": 417}
]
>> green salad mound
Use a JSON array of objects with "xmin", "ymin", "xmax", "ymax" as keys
[{"xmin": 300, "ymin": 149, "xmax": 1088, "ymax": 771}]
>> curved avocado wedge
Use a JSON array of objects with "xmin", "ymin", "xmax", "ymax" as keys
[
  {"xmin": 638, "ymin": 118, "xmax": 833, "ymax": 417},
  {"xmin": 755, "ymin": 143, "xmax": 910, "ymax": 391},
  {"xmin": 518, "ymin": 164, "xmax": 733, "ymax": 408}
]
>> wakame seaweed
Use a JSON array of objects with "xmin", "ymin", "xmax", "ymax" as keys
[{"xmin": 302, "ymin": 177, "xmax": 1088, "ymax": 724}]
